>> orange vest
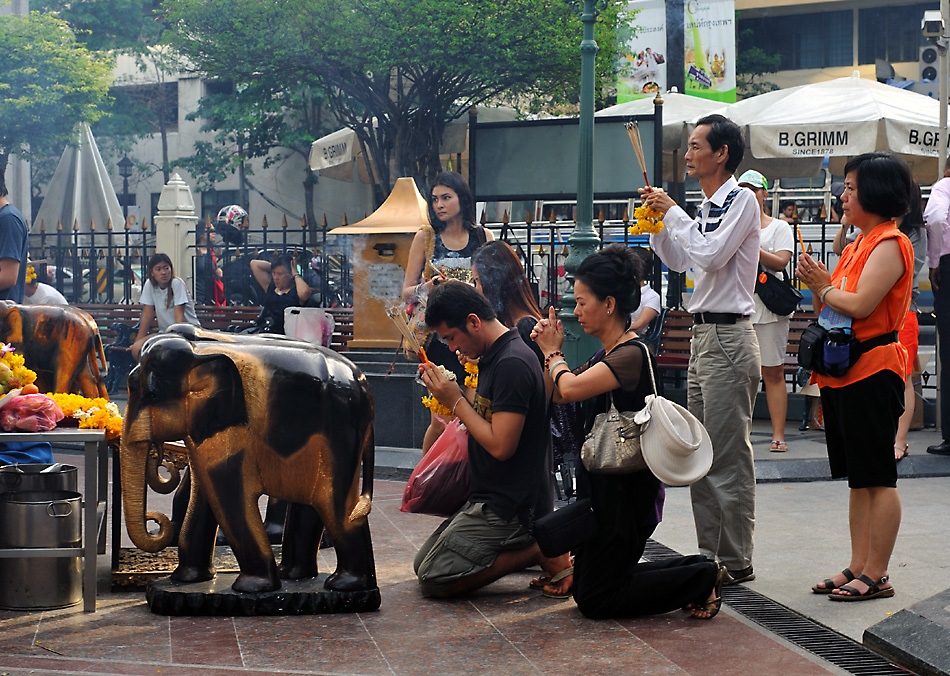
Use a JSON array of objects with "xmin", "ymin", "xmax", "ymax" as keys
[{"xmin": 816, "ymin": 222, "xmax": 912, "ymax": 389}]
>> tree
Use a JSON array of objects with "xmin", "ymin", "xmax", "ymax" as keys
[
  {"xmin": 164, "ymin": 0, "xmax": 624, "ymax": 196},
  {"xmin": 172, "ymin": 79, "xmax": 330, "ymax": 231},
  {"xmin": 35, "ymin": 0, "xmax": 183, "ymax": 183},
  {"xmin": 735, "ymin": 25, "xmax": 781, "ymax": 98},
  {"xmin": 31, "ymin": 0, "xmax": 164, "ymax": 51},
  {"xmin": 0, "ymin": 11, "xmax": 113, "ymax": 172}
]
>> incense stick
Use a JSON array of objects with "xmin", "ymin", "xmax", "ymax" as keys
[
  {"xmin": 796, "ymin": 227, "xmax": 807, "ymax": 256},
  {"xmin": 624, "ymin": 121, "xmax": 651, "ymax": 188},
  {"xmin": 386, "ymin": 305, "xmax": 430, "ymax": 363}
]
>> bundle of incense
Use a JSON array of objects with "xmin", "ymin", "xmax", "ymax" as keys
[
  {"xmin": 624, "ymin": 121, "xmax": 651, "ymax": 188},
  {"xmin": 386, "ymin": 306, "xmax": 430, "ymax": 364},
  {"xmin": 797, "ymin": 228, "xmax": 807, "ymax": 256}
]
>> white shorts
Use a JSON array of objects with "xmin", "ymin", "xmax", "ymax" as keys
[{"xmin": 753, "ymin": 317, "xmax": 791, "ymax": 368}]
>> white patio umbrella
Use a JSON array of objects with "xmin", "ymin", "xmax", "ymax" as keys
[
  {"xmin": 596, "ymin": 91, "xmax": 722, "ymax": 151},
  {"xmin": 724, "ymin": 72, "xmax": 944, "ymax": 182}
]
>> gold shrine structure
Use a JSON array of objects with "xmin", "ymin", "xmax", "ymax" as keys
[{"xmin": 329, "ymin": 177, "xmax": 429, "ymax": 349}]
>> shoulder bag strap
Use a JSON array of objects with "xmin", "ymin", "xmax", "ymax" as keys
[
  {"xmin": 421, "ymin": 223, "xmax": 438, "ymax": 280},
  {"xmin": 633, "ymin": 339, "xmax": 658, "ymax": 396}
]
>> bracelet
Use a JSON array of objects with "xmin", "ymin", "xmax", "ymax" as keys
[
  {"xmin": 543, "ymin": 350, "xmax": 565, "ymax": 371},
  {"xmin": 548, "ymin": 359, "xmax": 567, "ymax": 378},
  {"xmin": 451, "ymin": 396, "xmax": 465, "ymax": 417},
  {"xmin": 553, "ymin": 369, "xmax": 569, "ymax": 389},
  {"xmin": 819, "ymin": 286, "xmax": 834, "ymax": 305}
]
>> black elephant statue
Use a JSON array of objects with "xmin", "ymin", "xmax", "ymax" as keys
[{"xmin": 119, "ymin": 327, "xmax": 376, "ymax": 595}]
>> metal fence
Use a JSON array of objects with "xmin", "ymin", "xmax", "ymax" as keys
[{"xmin": 28, "ymin": 213, "xmax": 660, "ymax": 310}]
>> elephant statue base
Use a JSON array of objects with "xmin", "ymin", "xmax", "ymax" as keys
[{"xmin": 146, "ymin": 573, "xmax": 381, "ymax": 616}]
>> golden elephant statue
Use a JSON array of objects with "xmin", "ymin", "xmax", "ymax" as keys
[
  {"xmin": 0, "ymin": 301, "xmax": 108, "ymax": 398},
  {"xmin": 120, "ymin": 328, "xmax": 377, "ymax": 595}
]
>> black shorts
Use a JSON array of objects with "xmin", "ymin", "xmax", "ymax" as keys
[{"xmin": 820, "ymin": 369, "xmax": 904, "ymax": 489}]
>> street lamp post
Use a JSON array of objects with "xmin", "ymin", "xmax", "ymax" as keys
[
  {"xmin": 118, "ymin": 156, "xmax": 133, "ymax": 225},
  {"xmin": 560, "ymin": 0, "xmax": 610, "ymax": 366}
]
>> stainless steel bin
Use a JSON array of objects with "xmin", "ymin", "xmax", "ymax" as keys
[
  {"xmin": 0, "ymin": 463, "xmax": 79, "ymax": 494},
  {"xmin": 0, "ymin": 490, "xmax": 82, "ymax": 610}
]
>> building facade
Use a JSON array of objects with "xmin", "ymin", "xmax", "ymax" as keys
[{"xmin": 737, "ymin": 0, "xmax": 940, "ymax": 88}]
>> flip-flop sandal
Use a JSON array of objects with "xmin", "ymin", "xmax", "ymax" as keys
[
  {"xmin": 541, "ymin": 566, "xmax": 573, "ymax": 599},
  {"xmin": 828, "ymin": 574, "xmax": 895, "ymax": 602},
  {"xmin": 770, "ymin": 440, "xmax": 788, "ymax": 452},
  {"xmin": 528, "ymin": 575, "xmax": 551, "ymax": 590},
  {"xmin": 690, "ymin": 564, "xmax": 727, "ymax": 619},
  {"xmin": 812, "ymin": 567, "xmax": 855, "ymax": 594}
]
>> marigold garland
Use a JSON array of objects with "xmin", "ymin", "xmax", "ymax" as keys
[
  {"xmin": 463, "ymin": 362, "xmax": 478, "ymax": 389},
  {"xmin": 47, "ymin": 392, "xmax": 123, "ymax": 440},
  {"xmin": 629, "ymin": 205, "xmax": 664, "ymax": 235},
  {"xmin": 421, "ymin": 395, "xmax": 452, "ymax": 418},
  {"xmin": 0, "ymin": 344, "xmax": 37, "ymax": 393},
  {"xmin": 25, "ymin": 265, "xmax": 37, "ymax": 285}
]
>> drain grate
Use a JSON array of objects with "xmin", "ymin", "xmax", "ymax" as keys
[{"xmin": 643, "ymin": 539, "xmax": 917, "ymax": 676}]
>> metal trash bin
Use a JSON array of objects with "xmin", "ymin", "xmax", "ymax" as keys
[
  {"xmin": 0, "ymin": 490, "xmax": 83, "ymax": 610},
  {"xmin": 0, "ymin": 463, "xmax": 79, "ymax": 494}
]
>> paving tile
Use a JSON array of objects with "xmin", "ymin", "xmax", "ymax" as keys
[
  {"xmin": 28, "ymin": 599, "xmax": 171, "ymax": 663},
  {"xmin": 240, "ymin": 636, "xmax": 392, "ymax": 675},
  {"xmin": 171, "ymin": 616, "xmax": 243, "ymax": 666},
  {"xmin": 375, "ymin": 632, "xmax": 537, "ymax": 676},
  {"xmin": 624, "ymin": 612, "xmax": 841, "ymax": 676}
]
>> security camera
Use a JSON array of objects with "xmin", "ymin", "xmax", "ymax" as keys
[{"xmin": 923, "ymin": 10, "xmax": 945, "ymax": 39}]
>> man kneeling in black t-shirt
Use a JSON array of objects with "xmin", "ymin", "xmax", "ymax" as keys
[{"xmin": 414, "ymin": 281, "xmax": 573, "ymax": 598}]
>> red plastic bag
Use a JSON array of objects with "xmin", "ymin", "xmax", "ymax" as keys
[
  {"xmin": 0, "ymin": 394, "xmax": 65, "ymax": 432},
  {"xmin": 400, "ymin": 417, "xmax": 470, "ymax": 517}
]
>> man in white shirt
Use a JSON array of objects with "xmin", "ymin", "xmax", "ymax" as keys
[
  {"xmin": 639, "ymin": 114, "xmax": 761, "ymax": 585},
  {"xmin": 24, "ymin": 280, "xmax": 68, "ymax": 305},
  {"xmin": 923, "ymin": 169, "xmax": 950, "ymax": 455}
]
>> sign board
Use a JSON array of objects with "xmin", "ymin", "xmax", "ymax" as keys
[{"xmin": 471, "ymin": 117, "xmax": 657, "ymax": 202}]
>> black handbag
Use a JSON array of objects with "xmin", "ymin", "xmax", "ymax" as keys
[
  {"xmin": 755, "ymin": 264, "xmax": 803, "ymax": 316},
  {"xmin": 533, "ymin": 498, "xmax": 598, "ymax": 558}
]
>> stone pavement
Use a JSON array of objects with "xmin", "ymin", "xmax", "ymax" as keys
[{"xmin": 1, "ymin": 415, "xmax": 948, "ymax": 675}]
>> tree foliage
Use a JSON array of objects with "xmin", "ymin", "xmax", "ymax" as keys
[
  {"xmin": 163, "ymin": 0, "xmax": 624, "ymax": 194},
  {"xmin": 31, "ymin": 0, "xmax": 164, "ymax": 53},
  {"xmin": 736, "ymin": 25, "xmax": 781, "ymax": 98},
  {"xmin": 0, "ymin": 11, "xmax": 113, "ymax": 171}
]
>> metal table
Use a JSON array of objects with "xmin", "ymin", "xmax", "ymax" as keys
[{"xmin": 0, "ymin": 428, "xmax": 108, "ymax": 612}]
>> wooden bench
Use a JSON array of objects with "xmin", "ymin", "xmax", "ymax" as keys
[
  {"xmin": 655, "ymin": 309, "xmax": 818, "ymax": 388},
  {"xmin": 74, "ymin": 303, "xmax": 354, "ymax": 394}
]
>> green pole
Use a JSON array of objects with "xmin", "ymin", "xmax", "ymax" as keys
[{"xmin": 560, "ymin": 0, "xmax": 607, "ymax": 366}]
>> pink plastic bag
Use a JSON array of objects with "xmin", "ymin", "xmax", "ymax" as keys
[
  {"xmin": 0, "ymin": 394, "xmax": 65, "ymax": 432},
  {"xmin": 400, "ymin": 417, "xmax": 470, "ymax": 517}
]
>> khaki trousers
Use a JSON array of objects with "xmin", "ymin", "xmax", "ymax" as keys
[{"xmin": 687, "ymin": 320, "xmax": 760, "ymax": 571}]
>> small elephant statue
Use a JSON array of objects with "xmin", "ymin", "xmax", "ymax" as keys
[
  {"xmin": 0, "ymin": 301, "xmax": 108, "ymax": 398},
  {"xmin": 120, "ymin": 327, "xmax": 377, "ymax": 595}
]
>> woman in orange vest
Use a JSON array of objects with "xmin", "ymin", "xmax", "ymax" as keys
[{"xmin": 796, "ymin": 153, "xmax": 914, "ymax": 602}]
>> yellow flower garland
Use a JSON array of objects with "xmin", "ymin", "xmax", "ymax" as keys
[
  {"xmin": 629, "ymin": 204, "xmax": 665, "ymax": 235},
  {"xmin": 25, "ymin": 265, "xmax": 37, "ymax": 285},
  {"xmin": 421, "ymin": 395, "xmax": 452, "ymax": 418},
  {"xmin": 47, "ymin": 393, "xmax": 123, "ymax": 440},
  {"xmin": 0, "ymin": 346, "xmax": 37, "ymax": 393},
  {"xmin": 463, "ymin": 362, "xmax": 478, "ymax": 389}
]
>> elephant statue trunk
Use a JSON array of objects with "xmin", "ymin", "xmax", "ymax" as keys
[{"xmin": 120, "ymin": 404, "xmax": 175, "ymax": 553}]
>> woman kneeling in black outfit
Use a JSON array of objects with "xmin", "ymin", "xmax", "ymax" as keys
[{"xmin": 532, "ymin": 244, "xmax": 726, "ymax": 619}]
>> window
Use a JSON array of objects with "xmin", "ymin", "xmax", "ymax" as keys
[
  {"xmin": 739, "ymin": 10, "xmax": 853, "ymax": 70},
  {"xmin": 858, "ymin": 3, "xmax": 939, "ymax": 65}
]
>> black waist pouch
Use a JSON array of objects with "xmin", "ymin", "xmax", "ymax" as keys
[
  {"xmin": 798, "ymin": 323, "xmax": 897, "ymax": 378},
  {"xmin": 533, "ymin": 498, "xmax": 598, "ymax": 558}
]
